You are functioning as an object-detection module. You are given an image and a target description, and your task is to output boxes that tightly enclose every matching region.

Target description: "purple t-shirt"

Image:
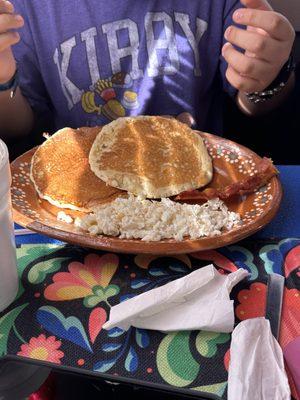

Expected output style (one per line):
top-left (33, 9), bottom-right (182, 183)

top-left (12, 0), bottom-right (241, 135)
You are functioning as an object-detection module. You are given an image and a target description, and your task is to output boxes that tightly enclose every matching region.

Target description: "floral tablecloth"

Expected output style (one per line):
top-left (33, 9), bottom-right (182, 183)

top-left (0, 233), bottom-right (300, 400)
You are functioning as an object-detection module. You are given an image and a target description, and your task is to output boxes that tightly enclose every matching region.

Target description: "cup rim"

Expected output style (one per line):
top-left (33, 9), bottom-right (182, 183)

top-left (0, 139), bottom-right (10, 199)
top-left (0, 139), bottom-right (9, 172)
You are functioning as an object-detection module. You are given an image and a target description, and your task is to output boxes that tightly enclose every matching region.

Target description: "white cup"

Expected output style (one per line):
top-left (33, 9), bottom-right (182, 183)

top-left (0, 139), bottom-right (18, 312)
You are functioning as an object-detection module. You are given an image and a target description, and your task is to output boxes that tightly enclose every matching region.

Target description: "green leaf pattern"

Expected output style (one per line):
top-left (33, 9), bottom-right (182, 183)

top-left (16, 245), bottom-right (66, 299)
top-left (192, 382), bottom-right (228, 396)
top-left (157, 331), bottom-right (230, 392)
top-left (157, 332), bottom-right (200, 387)
top-left (196, 332), bottom-right (230, 358)
top-left (84, 285), bottom-right (120, 308)
top-left (28, 257), bottom-right (69, 284)
top-left (0, 304), bottom-right (28, 356)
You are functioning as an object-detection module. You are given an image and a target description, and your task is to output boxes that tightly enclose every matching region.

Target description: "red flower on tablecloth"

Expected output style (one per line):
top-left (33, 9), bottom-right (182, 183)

top-left (44, 254), bottom-right (119, 307)
top-left (280, 288), bottom-right (300, 348)
top-left (235, 283), bottom-right (300, 346)
top-left (89, 307), bottom-right (107, 344)
top-left (235, 282), bottom-right (267, 321)
top-left (191, 251), bottom-right (238, 273)
top-left (18, 334), bottom-right (64, 364)
top-left (224, 349), bottom-right (230, 372)
top-left (285, 245), bottom-right (300, 277)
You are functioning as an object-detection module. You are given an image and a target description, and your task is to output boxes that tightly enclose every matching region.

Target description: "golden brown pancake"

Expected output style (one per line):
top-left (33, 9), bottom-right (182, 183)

top-left (30, 127), bottom-right (123, 211)
top-left (89, 116), bottom-right (213, 198)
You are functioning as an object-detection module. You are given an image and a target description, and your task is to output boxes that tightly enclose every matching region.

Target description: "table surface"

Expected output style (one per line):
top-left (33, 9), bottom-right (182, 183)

top-left (257, 166), bottom-right (300, 238)
top-left (0, 166), bottom-right (299, 400)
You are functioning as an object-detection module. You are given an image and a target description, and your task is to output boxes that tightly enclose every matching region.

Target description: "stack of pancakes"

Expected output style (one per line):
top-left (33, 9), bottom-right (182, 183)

top-left (30, 116), bottom-right (213, 211)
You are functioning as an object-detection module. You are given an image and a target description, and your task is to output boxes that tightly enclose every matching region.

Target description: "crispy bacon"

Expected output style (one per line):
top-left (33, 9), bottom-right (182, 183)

top-left (175, 158), bottom-right (278, 202)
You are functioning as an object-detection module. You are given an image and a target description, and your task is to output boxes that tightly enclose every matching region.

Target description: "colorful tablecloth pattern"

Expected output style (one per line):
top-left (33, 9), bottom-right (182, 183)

top-left (1, 234), bottom-right (300, 400)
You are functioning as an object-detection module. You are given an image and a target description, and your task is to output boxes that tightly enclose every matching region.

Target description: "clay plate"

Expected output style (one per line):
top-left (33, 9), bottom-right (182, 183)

top-left (11, 132), bottom-right (282, 254)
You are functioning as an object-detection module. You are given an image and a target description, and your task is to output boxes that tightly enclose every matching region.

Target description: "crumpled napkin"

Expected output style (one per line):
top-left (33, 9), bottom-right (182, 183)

top-left (228, 318), bottom-right (291, 400)
top-left (103, 264), bottom-right (249, 332)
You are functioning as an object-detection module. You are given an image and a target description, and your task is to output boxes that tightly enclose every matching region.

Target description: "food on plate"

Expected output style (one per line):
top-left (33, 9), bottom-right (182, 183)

top-left (30, 127), bottom-right (123, 211)
top-left (175, 157), bottom-right (278, 202)
top-left (75, 196), bottom-right (240, 241)
top-left (89, 116), bottom-right (213, 198)
top-left (57, 211), bottom-right (73, 224)
top-left (26, 116), bottom-right (280, 244)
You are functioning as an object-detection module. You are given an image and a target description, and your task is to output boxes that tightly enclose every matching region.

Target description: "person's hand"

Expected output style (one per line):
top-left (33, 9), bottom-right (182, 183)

top-left (0, 0), bottom-right (24, 84)
top-left (222, 0), bottom-right (295, 93)
top-left (176, 112), bottom-right (195, 127)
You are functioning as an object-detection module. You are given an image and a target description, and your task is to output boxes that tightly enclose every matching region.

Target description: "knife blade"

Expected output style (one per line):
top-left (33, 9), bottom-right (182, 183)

top-left (265, 273), bottom-right (285, 340)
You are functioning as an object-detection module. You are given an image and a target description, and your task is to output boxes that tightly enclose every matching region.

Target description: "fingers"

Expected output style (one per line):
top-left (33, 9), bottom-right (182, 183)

top-left (226, 0), bottom-right (295, 93)
top-left (224, 26), bottom-right (282, 62)
top-left (222, 43), bottom-right (273, 86)
top-left (239, 0), bottom-right (272, 11)
top-left (0, 0), bottom-right (14, 14)
top-left (233, 9), bottom-right (294, 41)
top-left (0, 1), bottom-right (19, 81)
top-left (0, 0), bottom-right (23, 34)
top-left (225, 65), bottom-right (265, 92)
top-left (0, 31), bottom-right (20, 52)
top-left (0, 12), bottom-right (24, 32)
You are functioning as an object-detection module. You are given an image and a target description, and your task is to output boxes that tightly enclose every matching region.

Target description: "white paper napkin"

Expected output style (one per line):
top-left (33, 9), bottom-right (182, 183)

top-left (228, 318), bottom-right (291, 400)
top-left (103, 264), bottom-right (249, 332)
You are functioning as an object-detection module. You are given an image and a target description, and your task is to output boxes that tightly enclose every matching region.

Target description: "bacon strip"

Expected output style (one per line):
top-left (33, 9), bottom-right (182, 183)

top-left (175, 158), bottom-right (278, 202)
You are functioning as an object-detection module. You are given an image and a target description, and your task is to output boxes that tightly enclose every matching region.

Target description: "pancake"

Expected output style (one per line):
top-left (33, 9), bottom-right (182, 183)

top-left (89, 116), bottom-right (213, 198)
top-left (30, 127), bottom-right (123, 211)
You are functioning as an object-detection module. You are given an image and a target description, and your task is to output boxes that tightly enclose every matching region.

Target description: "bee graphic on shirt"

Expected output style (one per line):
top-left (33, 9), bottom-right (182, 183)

top-left (81, 72), bottom-right (139, 121)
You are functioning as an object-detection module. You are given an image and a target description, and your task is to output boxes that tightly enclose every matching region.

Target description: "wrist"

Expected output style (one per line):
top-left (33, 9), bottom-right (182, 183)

top-left (0, 65), bottom-right (17, 85)
top-left (237, 72), bottom-right (295, 117)
top-left (0, 50), bottom-right (17, 85)
top-left (0, 69), bottom-right (19, 98)
top-left (0, 73), bottom-right (16, 85)
top-left (245, 52), bottom-right (295, 104)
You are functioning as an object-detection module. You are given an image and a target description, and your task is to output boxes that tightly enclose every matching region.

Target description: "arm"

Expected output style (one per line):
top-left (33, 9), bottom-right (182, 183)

top-left (0, 1), bottom-right (34, 138)
top-left (0, 88), bottom-right (34, 138)
top-left (222, 0), bottom-right (295, 116)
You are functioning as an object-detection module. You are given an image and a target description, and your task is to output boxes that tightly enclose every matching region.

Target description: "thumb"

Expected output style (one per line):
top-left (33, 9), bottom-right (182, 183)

top-left (239, 0), bottom-right (273, 11)
top-left (176, 112), bottom-right (195, 128)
